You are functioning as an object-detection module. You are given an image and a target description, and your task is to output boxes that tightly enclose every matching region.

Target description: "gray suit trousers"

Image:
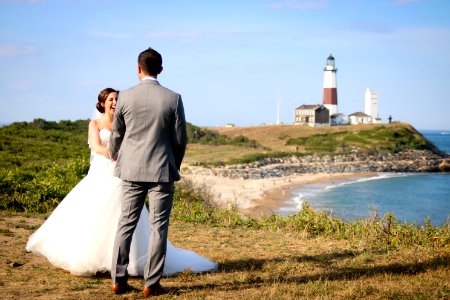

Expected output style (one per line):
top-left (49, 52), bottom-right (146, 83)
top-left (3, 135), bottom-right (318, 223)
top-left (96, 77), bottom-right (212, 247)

top-left (111, 181), bottom-right (174, 287)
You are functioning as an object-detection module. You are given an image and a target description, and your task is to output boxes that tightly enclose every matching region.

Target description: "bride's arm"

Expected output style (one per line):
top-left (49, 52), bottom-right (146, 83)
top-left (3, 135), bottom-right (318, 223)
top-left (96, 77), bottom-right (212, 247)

top-left (88, 120), bottom-right (109, 158)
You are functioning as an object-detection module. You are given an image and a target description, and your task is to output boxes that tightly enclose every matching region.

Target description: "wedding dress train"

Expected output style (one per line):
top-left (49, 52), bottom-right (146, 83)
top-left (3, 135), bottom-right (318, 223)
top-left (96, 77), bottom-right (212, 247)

top-left (26, 129), bottom-right (217, 276)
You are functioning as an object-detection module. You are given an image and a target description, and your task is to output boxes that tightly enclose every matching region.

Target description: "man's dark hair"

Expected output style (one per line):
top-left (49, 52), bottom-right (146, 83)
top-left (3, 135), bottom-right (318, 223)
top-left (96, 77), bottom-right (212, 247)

top-left (138, 47), bottom-right (163, 76)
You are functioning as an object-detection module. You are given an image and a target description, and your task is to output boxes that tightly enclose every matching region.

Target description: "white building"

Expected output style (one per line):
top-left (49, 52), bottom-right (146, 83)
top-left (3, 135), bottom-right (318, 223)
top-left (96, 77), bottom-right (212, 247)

top-left (364, 88), bottom-right (383, 123)
top-left (365, 88), bottom-right (378, 118)
top-left (349, 112), bottom-right (372, 124)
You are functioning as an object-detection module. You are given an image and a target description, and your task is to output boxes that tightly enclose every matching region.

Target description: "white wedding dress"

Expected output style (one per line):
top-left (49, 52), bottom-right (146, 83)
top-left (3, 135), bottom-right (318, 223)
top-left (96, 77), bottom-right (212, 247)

top-left (26, 129), bottom-right (217, 276)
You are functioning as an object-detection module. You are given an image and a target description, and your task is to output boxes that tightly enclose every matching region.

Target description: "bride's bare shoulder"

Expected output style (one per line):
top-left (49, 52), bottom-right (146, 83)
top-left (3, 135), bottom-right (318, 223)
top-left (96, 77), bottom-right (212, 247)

top-left (89, 119), bottom-right (102, 136)
top-left (89, 118), bottom-right (100, 129)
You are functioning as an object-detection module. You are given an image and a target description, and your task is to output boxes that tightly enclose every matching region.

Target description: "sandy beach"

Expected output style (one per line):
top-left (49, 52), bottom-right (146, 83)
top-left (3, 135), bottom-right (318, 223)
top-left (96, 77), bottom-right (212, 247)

top-left (182, 166), bottom-right (376, 218)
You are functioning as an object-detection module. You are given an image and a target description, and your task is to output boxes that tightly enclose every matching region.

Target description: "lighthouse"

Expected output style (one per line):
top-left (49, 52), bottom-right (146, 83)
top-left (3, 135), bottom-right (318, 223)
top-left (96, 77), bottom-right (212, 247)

top-left (322, 54), bottom-right (338, 115)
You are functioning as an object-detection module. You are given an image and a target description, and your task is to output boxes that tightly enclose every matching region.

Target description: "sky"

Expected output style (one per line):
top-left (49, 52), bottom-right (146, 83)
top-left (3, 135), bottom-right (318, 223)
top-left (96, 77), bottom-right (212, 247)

top-left (1, 0), bottom-right (449, 130)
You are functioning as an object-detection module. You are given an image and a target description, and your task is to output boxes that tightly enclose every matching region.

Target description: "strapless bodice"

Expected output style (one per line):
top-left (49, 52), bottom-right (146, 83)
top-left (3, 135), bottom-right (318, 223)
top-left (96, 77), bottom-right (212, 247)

top-left (89, 129), bottom-right (114, 175)
top-left (99, 129), bottom-right (111, 148)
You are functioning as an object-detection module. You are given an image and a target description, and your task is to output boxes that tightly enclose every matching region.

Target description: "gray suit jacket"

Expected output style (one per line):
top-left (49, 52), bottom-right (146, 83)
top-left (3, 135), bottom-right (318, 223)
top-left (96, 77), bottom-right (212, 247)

top-left (109, 79), bottom-right (187, 182)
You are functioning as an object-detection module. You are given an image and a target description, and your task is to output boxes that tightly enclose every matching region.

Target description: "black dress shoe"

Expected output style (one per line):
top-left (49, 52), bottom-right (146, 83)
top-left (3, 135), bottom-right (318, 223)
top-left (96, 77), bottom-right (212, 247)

top-left (112, 283), bottom-right (134, 295)
top-left (143, 283), bottom-right (170, 297)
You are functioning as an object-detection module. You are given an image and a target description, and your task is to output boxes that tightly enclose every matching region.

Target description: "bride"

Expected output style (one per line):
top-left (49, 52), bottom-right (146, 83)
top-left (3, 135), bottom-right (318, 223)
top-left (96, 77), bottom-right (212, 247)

top-left (26, 88), bottom-right (217, 276)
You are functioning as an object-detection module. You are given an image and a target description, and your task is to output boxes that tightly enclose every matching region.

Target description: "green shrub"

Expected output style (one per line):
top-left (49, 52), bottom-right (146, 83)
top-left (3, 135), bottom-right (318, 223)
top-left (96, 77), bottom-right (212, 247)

top-left (0, 158), bottom-right (89, 213)
top-left (285, 125), bottom-right (442, 155)
top-left (186, 123), bottom-right (260, 148)
top-left (0, 119), bottom-right (90, 172)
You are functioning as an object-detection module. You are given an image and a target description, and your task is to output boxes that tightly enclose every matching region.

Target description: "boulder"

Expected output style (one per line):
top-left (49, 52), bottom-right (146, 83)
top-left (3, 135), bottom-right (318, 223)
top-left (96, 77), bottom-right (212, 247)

top-left (439, 159), bottom-right (450, 172)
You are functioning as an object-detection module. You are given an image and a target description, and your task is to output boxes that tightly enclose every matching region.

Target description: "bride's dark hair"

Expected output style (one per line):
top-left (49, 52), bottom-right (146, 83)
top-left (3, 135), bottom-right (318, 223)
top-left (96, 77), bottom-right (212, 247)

top-left (96, 87), bottom-right (118, 113)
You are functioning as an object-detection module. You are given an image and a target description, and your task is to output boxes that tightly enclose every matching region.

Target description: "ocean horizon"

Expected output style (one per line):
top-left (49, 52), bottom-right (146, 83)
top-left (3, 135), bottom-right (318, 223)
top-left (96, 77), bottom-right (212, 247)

top-left (278, 129), bottom-right (450, 226)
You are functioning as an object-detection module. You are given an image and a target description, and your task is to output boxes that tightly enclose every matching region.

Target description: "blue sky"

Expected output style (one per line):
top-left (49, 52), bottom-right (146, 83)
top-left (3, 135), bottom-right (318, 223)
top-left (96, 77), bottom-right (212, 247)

top-left (1, 0), bottom-right (449, 130)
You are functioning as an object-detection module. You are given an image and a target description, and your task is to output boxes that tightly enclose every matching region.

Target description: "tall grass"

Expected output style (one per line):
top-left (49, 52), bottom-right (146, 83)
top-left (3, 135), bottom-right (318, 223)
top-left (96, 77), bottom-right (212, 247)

top-left (1, 154), bottom-right (448, 250)
top-left (173, 179), bottom-right (450, 249)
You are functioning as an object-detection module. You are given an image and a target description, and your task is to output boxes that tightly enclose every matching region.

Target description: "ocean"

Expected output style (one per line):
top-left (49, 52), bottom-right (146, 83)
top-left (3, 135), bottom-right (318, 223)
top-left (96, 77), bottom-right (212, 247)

top-left (278, 130), bottom-right (450, 226)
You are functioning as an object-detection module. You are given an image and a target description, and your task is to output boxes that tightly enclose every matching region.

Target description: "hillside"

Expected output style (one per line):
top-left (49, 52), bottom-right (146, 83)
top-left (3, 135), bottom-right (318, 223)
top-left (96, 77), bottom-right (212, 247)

top-left (1, 119), bottom-right (440, 169)
top-left (1, 119), bottom-right (445, 212)
top-left (213, 123), bottom-right (434, 151)
top-left (185, 122), bottom-right (443, 165)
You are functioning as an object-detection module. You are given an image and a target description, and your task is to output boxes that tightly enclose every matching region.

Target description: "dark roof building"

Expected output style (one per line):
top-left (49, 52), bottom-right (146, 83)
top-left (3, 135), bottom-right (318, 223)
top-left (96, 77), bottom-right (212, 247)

top-left (294, 104), bottom-right (330, 127)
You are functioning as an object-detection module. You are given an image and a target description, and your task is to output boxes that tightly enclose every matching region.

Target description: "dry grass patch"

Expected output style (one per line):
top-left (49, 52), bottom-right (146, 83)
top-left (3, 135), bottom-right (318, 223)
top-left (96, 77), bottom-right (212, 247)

top-left (1, 213), bottom-right (449, 299)
top-left (184, 144), bottom-right (263, 165)
top-left (187, 122), bottom-right (429, 165)
top-left (212, 123), bottom-right (393, 151)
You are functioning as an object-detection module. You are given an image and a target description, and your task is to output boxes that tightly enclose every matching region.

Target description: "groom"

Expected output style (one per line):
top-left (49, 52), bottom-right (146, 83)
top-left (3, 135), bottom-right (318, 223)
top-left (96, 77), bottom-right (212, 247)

top-left (109, 47), bottom-right (187, 297)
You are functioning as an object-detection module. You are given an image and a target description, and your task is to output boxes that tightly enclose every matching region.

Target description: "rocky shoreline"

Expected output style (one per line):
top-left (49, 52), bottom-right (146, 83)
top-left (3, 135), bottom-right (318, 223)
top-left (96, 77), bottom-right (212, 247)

top-left (182, 149), bottom-right (448, 215)
top-left (208, 150), bottom-right (448, 179)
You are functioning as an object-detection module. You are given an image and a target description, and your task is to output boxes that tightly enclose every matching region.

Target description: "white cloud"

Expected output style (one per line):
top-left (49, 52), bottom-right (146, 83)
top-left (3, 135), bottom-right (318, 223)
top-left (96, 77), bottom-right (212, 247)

top-left (0, 43), bottom-right (36, 57)
top-left (266, 0), bottom-right (328, 9)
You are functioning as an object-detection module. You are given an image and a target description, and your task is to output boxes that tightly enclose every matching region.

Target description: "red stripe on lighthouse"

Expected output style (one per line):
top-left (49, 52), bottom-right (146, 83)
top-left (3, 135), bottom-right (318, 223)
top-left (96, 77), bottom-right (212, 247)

top-left (323, 88), bottom-right (337, 105)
